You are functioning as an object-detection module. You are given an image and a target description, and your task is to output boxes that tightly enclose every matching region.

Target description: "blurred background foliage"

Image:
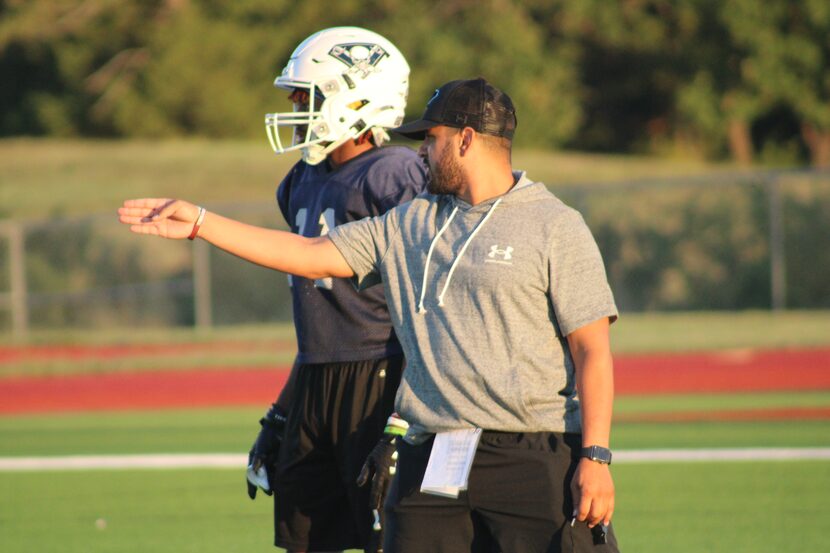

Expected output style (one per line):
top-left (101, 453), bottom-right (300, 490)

top-left (1, 0), bottom-right (829, 332)
top-left (1, 162), bottom-right (826, 334)
top-left (2, 0), bottom-right (830, 165)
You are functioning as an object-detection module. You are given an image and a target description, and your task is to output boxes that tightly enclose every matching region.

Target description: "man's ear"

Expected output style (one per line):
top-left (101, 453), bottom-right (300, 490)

top-left (460, 127), bottom-right (475, 156)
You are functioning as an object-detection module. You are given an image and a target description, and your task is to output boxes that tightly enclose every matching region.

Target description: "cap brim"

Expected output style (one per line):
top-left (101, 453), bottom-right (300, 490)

top-left (392, 118), bottom-right (440, 140)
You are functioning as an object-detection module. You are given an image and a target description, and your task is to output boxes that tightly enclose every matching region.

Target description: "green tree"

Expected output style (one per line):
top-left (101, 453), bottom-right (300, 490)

top-left (6, 0), bottom-right (827, 164)
top-left (0, 0), bottom-right (583, 147)
top-left (371, 0), bottom-right (582, 148)
top-left (722, 0), bottom-right (830, 166)
top-left (0, 0), bottom-right (173, 136)
top-left (672, 0), bottom-right (766, 164)
top-left (543, 0), bottom-right (714, 154)
top-left (109, 2), bottom-right (285, 137)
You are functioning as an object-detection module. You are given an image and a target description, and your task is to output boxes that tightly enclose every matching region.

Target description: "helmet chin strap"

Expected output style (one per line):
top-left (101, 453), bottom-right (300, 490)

top-left (301, 126), bottom-right (389, 165)
top-left (371, 127), bottom-right (390, 146)
top-left (301, 144), bottom-right (329, 166)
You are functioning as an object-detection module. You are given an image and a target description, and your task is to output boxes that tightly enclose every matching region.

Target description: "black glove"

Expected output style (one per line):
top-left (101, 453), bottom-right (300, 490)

top-left (246, 403), bottom-right (286, 500)
top-left (356, 414), bottom-right (408, 553)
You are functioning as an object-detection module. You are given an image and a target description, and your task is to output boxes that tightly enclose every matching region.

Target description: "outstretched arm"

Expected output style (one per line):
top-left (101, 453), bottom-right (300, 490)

top-left (118, 198), bottom-right (354, 280)
top-left (567, 317), bottom-right (615, 528)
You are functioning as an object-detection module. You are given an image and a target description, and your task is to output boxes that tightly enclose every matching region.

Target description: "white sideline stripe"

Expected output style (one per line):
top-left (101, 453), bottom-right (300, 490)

top-left (614, 447), bottom-right (830, 463)
top-left (1, 448), bottom-right (829, 471)
top-left (0, 454), bottom-right (246, 471)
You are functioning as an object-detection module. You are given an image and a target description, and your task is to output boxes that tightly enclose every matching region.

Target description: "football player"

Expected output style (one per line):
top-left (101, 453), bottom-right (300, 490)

top-left (250, 27), bottom-right (426, 553)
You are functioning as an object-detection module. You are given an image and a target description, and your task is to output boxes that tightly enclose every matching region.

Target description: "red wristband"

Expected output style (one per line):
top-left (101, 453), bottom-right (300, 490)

top-left (188, 207), bottom-right (206, 241)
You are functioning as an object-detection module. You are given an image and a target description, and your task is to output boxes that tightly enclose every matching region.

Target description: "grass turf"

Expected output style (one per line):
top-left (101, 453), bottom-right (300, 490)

top-left (614, 390), bottom-right (830, 414)
top-left (0, 469), bottom-right (273, 553)
top-left (612, 461), bottom-right (830, 553)
top-left (2, 462), bottom-right (828, 553)
top-left (610, 311), bottom-right (830, 353)
top-left (0, 138), bottom-right (724, 220)
top-left (1, 404), bottom-right (828, 552)
top-left (1, 403), bottom-right (829, 456)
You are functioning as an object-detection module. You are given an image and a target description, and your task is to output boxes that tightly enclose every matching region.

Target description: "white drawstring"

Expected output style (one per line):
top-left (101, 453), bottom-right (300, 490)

top-left (437, 198), bottom-right (502, 307)
top-left (418, 206), bottom-right (458, 313)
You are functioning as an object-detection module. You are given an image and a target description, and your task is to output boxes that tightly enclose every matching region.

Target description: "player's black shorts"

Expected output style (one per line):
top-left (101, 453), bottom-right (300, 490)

top-left (384, 431), bottom-right (621, 553)
top-left (273, 355), bottom-right (403, 552)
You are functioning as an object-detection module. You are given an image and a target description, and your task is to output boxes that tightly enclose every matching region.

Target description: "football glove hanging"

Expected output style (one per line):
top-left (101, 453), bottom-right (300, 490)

top-left (246, 403), bottom-right (287, 500)
top-left (356, 413), bottom-right (408, 553)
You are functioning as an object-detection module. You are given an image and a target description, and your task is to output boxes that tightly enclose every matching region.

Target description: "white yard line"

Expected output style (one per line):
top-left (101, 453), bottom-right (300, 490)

top-left (0, 448), bottom-right (829, 471)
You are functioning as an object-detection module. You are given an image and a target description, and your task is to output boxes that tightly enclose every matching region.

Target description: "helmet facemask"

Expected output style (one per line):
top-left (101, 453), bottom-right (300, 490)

top-left (265, 81), bottom-right (334, 165)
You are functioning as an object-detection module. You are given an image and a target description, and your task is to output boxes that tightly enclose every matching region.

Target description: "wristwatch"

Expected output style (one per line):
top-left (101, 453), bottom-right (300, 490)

top-left (581, 445), bottom-right (612, 465)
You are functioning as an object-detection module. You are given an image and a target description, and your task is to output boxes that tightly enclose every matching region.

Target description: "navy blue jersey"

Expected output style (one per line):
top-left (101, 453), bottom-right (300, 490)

top-left (277, 146), bottom-right (427, 364)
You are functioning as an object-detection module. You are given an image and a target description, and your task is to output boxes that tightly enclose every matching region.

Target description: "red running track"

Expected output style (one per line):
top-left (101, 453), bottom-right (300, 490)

top-left (0, 348), bottom-right (828, 415)
top-left (0, 341), bottom-right (292, 362)
top-left (614, 348), bottom-right (830, 394)
top-left (0, 367), bottom-right (289, 414)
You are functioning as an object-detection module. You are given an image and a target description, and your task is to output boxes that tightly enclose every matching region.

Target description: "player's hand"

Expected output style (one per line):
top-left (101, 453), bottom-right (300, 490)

top-left (357, 433), bottom-right (397, 506)
top-left (117, 198), bottom-right (200, 239)
top-left (246, 403), bottom-right (287, 500)
top-left (356, 414), bottom-right (408, 553)
top-left (356, 434), bottom-right (396, 552)
top-left (570, 457), bottom-right (615, 528)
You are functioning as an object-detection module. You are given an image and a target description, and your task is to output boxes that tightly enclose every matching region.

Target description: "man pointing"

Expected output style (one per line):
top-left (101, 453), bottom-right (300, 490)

top-left (120, 77), bottom-right (621, 553)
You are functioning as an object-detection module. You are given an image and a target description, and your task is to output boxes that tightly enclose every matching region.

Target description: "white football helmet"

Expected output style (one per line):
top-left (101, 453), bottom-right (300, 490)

top-left (265, 27), bottom-right (410, 165)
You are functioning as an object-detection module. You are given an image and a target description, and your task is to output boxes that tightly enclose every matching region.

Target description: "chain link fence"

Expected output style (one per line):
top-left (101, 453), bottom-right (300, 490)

top-left (2, 169), bottom-right (829, 338)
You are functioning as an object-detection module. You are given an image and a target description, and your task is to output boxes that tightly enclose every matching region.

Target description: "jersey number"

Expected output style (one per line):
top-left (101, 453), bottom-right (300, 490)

top-left (289, 208), bottom-right (335, 289)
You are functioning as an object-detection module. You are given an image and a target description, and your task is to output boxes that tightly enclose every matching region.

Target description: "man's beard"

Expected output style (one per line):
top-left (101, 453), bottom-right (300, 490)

top-left (426, 142), bottom-right (464, 196)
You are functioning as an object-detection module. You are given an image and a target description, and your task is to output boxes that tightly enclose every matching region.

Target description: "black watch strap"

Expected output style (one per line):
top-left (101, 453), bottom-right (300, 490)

top-left (581, 445), bottom-right (612, 465)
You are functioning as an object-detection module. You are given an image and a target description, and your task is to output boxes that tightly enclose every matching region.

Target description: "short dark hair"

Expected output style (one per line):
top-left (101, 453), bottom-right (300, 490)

top-left (478, 133), bottom-right (512, 160)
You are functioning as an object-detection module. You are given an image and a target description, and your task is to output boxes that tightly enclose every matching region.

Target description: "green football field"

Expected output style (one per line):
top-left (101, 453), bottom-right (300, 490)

top-left (2, 313), bottom-right (829, 552)
top-left (2, 461), bottom-right (827, 553)
top-left (1, 405), bottom-right (829, 553)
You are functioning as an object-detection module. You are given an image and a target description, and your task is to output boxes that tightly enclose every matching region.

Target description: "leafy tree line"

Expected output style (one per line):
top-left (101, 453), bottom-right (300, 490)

top-left (2, 0), bottom-right (829, 165)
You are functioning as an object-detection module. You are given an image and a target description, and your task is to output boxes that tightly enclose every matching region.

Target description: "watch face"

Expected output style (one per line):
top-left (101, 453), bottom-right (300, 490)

top-left (583, 446), bottom-right (612, 464)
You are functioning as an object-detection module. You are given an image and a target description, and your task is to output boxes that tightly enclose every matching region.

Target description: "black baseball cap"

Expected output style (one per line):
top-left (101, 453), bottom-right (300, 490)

top-left (393, 78), bottom-right (517, 140)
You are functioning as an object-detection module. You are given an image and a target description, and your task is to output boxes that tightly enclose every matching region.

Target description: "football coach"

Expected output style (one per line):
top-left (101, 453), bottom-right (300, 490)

top-left (119, 77), bottom-right (621, 553)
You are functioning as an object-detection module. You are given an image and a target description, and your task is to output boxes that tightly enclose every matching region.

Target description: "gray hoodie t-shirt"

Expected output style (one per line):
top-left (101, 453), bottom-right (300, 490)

top-left (328, 171), bottom-right (617, 439)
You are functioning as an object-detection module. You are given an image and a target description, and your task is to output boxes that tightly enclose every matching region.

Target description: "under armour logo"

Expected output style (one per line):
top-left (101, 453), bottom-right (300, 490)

top-left (487, 244), bottom-right (513, 264)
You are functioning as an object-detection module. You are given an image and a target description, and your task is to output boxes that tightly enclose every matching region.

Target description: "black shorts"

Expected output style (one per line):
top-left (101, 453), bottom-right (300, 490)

top-left (384, 431), bottom-right (621, 553)
top-left (273, 355), bottom-right (403, 552)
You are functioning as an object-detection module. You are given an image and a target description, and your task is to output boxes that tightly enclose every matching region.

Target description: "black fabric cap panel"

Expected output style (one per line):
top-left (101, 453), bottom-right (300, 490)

top-left (393, 78), bottom-right (517, 140)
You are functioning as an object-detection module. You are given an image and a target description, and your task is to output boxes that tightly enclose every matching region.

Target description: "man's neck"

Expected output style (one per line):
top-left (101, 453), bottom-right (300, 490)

top-left (328, 138), bottom-right (376, 168)
top-left (459, 167), bottom-right (515, 206)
